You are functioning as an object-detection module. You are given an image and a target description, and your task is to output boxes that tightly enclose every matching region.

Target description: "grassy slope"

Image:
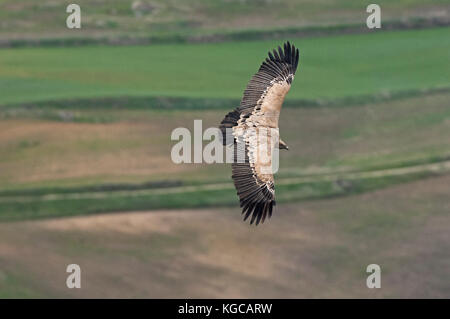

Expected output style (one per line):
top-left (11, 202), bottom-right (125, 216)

top-left (1, 0), bottom-right (449, 298)
top-left (0, 174), bottom-right (448, 298)
top-left (0, 0), bottom-right (447, 38)
top-left (1, 27), bottom-right (449, 105)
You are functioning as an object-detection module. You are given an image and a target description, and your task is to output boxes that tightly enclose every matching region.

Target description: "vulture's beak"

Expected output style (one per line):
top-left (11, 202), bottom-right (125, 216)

top-left (279, 140), bottom-right (289, 150)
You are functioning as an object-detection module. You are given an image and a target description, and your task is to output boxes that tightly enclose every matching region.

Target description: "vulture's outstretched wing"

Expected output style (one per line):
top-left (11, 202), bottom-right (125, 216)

top-left (220, 41), bottom-right (300, 225)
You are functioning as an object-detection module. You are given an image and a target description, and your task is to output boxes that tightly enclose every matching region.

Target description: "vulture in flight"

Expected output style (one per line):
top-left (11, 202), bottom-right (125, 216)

top-left (219, 41), bottom-right (300, 225)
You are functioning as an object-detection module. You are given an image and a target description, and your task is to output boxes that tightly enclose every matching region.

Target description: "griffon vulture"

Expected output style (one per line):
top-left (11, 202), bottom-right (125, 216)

top-left (219, 41), bottom-right (300, 225)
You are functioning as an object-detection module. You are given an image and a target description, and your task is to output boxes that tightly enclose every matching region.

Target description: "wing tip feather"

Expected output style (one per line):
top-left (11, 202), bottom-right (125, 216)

top-left (265, 41), bottom-right (300, 74)
top-left (241, 200), bottom-right (274, 226)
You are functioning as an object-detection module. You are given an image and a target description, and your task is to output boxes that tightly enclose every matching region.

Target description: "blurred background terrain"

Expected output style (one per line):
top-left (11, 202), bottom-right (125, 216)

top-left (0, 0), bottom-right (449, 298)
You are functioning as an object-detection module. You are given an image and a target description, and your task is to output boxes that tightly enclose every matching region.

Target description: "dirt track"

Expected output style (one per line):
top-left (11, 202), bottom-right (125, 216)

top-left (1, 160), bottom-right (449, 203)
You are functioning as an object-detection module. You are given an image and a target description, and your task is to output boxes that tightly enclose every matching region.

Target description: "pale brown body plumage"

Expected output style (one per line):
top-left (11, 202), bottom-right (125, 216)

top-left (220, 41), bottom-right (300, 225)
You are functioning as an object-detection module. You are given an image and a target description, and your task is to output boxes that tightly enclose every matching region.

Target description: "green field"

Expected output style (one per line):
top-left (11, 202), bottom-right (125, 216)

top-left (0, 175), bottom-right (449, 298)
top-left (1, 27), bottom-right (450, 220)
top-left (1, 27), bottom-right (449, 105)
